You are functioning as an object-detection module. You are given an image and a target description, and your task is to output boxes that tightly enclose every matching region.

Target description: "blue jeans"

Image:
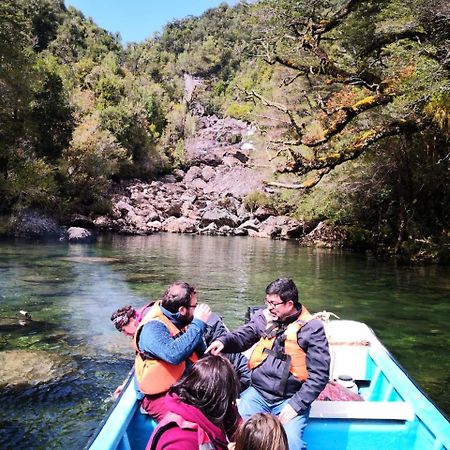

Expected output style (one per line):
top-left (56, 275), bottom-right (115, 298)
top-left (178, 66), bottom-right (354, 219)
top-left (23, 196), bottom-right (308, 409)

top-left (238, 386), bottom-right (310, 450)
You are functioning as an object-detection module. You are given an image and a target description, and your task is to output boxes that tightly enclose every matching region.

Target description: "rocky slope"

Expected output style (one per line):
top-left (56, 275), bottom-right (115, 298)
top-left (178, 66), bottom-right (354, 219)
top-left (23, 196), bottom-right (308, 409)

top-left (94, 114), bottom-right (309, 240)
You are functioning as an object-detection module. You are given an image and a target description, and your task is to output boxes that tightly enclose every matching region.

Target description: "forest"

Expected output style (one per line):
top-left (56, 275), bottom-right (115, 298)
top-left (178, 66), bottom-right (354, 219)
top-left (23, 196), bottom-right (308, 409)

top-left (0, 0), bottom-right (449, 262)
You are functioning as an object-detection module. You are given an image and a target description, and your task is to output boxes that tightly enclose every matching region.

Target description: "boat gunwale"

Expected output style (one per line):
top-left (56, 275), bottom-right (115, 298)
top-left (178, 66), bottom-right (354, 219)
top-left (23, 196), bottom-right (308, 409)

top-left (84, 372), bottom-right (136, 450)
top-left (366, 327), bottom-right (450, 448)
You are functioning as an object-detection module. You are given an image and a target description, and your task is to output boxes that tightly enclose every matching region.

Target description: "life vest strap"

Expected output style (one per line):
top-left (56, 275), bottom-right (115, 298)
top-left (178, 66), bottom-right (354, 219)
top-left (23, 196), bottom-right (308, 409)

top-left (149, 422), bottom-right (178, 450)
top-left (262, 322), bottom-right (279, 338)
top-left (278, 354), bottom-right (293, 395)
top-left (262, 347), bottom-right (288, 361)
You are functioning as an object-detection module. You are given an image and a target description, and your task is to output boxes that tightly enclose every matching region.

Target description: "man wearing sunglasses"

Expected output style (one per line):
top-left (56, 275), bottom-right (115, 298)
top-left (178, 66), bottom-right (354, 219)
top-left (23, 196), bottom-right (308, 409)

top-left (134, 281), bottom-right (212, 421)
top-left (207, 278), bottom-right (330, 450)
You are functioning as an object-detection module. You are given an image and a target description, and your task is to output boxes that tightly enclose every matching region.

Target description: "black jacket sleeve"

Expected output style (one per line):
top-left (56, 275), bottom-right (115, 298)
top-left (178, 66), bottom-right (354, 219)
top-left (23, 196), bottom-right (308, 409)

top-left (288, 319), bottom-right (330, 413)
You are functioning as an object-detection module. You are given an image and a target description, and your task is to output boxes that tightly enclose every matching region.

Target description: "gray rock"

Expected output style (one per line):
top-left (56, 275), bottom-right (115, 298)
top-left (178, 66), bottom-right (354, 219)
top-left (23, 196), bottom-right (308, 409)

top-left (166, 217), bottom-right (198, 233)
top-left (201, 208), bottom-right (239, 227)
top-left (67, 227), bottom-right (95, 243)
top-left (93, 216), bottom-right (112, 229)
top-left (198, 222), bottom-right (218, 235)
top-left (191, 178), bottom-right (207, 190)
top-left (233, 227), bottom-right (248, 236)
top-left (241, 142), bottom-right (255, 151)
top-left (203, 166), bottom-right (265, 198)
top-left (125, 211), bottom-right (147, 231)
top-left (201, 166), bottom-right (216, 181)
top-left (164, 202), bottom-right (183, 218)
top-left (218, 225), bottom-right (233, 235)
top-left (173, 169), bottom-right (186, 181)
top-left (256, 216), bottom-right (303, 239)
top-left (146, 220), bottom-right (162, 232)
top-left (12, 210), bottom-right (62, 239)
top-left (237, 218), bottom-right (260, 232)
top-left (254, 207), bottom-right (274, 221)
top-left (184, 166), bottom-right (203, 182)
top-left (159, 174), bottom-right (178, 183)
top-left (115, 200), bottom-right (135, 216)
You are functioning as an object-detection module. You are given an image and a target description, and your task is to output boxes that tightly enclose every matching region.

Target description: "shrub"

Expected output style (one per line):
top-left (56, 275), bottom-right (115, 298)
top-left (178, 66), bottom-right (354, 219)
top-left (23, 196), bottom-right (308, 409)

top-left (243, 191), bottom-right (272, 212)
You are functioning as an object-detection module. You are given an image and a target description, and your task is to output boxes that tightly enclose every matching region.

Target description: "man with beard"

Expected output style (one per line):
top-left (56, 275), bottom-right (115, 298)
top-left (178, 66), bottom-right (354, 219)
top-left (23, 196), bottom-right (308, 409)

top-left (133, 281), bottom-right (211, 421)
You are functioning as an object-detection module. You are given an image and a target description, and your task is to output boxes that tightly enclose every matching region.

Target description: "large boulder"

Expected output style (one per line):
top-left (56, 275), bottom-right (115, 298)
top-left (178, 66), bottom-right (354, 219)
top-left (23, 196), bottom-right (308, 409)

top-left (12, 210), bottom-right (62, 239)
top-left (165, 217), bottom-right (198, 233)
top-left (252, 216), bottom-right (303, 239)
top-left (201, 208), bottom-right (240, 228)
top-left (66, 227), bottom-right (95, 243)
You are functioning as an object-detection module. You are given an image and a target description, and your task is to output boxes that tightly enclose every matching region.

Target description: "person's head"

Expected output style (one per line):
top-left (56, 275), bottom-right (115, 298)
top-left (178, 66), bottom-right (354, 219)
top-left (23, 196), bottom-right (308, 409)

top-left (234, 413), bottom-right (289, 450)
top-left (111, 305), bottom-right (138, 337)
top-left (170, 355), bottom-right (240, 425)
top-left (161, 282), bottom-right (197, 325)
top-left (265, 278), bottom-right (300, 321)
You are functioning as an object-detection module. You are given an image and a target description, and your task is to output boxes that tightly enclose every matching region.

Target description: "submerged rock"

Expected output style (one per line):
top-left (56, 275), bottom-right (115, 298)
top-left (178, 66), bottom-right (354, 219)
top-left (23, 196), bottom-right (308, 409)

top-left (0, 350), bottom-right (74, 388)
top-left (60, 256), bottom-right (121, 264)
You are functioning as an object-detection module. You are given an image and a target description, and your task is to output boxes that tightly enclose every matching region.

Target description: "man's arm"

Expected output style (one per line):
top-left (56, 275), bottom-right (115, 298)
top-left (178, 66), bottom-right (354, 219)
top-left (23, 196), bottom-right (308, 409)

top-left (287, 320), bottom-right (331, 414)
top-left (138, 319), bottom-right (206, 365)
top-left (210, 313), bottom-right (263, 354)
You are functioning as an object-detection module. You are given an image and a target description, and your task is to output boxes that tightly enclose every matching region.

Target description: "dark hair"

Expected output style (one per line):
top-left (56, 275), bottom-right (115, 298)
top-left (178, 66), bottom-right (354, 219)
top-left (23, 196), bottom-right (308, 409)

top-left (265, 278), bottom-right (299, 305)
top-left (170, 355), bottom-right (240, 425)
top-left (110, 305), bottom-right (136, 331)
top-left (161, 282), bottom-right (196, 313)
top-left (234, 413), bottom-right (289, 450)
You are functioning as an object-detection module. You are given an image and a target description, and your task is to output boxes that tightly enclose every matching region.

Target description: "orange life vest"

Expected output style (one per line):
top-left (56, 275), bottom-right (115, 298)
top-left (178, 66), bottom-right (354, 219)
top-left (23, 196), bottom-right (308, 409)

top-left (133, 301), bottom-right (199, 395)
top-left (248, 306), bottom-right (313, 381)
top-left (147, 412), bottom-right (216, 450)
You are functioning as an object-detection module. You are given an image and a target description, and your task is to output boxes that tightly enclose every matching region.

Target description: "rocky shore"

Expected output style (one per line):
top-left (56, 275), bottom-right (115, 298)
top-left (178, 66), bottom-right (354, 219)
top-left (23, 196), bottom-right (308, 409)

top-left (3, 114), bottom-right (364, 247)
top-left (91, 114), bottom-right (316, 240)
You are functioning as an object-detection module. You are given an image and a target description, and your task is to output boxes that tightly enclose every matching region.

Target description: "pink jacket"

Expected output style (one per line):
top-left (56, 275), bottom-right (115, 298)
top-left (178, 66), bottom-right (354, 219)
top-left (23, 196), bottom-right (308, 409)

top-left (147, 393), bottom-right (239, 450)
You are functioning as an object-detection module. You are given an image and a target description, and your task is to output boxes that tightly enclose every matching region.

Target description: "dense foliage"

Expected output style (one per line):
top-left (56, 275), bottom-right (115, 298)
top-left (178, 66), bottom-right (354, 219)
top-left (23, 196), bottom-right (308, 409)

top-left (0, 0), bottom-right (448, 260)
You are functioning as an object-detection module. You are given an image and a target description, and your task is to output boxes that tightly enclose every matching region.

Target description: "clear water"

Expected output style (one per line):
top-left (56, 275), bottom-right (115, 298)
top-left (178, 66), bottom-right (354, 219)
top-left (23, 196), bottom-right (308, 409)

top-left (0, 234), bottom-right (448, 449)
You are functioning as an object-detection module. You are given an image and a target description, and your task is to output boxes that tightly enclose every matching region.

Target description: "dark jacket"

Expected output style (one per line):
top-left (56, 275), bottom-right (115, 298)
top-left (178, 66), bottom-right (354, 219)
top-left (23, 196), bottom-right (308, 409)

top-left (205, 313), bottom-right (251, 392)
top-left (147, 393), bottom-right (231, 450)
top-left (218, 307), bottom-right (330, 414)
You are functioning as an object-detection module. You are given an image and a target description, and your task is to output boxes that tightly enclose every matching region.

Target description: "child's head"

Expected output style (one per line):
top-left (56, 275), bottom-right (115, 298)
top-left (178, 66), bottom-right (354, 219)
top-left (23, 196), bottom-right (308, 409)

top-left (234, 413), bottom-right (289, 450)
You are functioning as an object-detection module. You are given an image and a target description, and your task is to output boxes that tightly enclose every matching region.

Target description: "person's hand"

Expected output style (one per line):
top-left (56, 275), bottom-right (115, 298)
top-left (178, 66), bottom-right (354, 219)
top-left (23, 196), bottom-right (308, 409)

top-left (113, 383), bottom-right (125, 399)
top-left (205, 340), bottom-right (224, 355)
top-left (193, 303), bottom-right (211, 323)
top-left (279, 404), bottom-right (298, 424)
top-left (227, 443), bottom-right (236, 450)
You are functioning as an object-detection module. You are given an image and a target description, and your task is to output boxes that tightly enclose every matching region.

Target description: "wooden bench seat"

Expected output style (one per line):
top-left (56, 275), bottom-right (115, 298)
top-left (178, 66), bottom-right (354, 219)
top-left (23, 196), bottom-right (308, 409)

top-left (310, 401), bottom-right (415, 421)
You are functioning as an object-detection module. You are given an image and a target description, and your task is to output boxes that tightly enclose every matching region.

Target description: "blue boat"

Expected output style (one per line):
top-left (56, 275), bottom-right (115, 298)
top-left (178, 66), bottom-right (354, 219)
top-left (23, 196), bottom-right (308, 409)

top-left (85, 320), bottom-right (450, 450)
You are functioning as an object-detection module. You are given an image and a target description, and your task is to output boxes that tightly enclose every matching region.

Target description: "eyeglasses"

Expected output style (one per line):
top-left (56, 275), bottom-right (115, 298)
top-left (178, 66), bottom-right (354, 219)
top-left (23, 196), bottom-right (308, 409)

top-left (265, 299), bottom-right (285, 308)
top-left (187, 304), bottom-right (197, 309)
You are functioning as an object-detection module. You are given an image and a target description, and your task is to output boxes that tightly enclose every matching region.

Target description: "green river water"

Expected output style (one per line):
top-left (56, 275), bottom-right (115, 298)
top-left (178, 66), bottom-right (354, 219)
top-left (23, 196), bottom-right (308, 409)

top-left (0, 234), bottom-right (448, 449)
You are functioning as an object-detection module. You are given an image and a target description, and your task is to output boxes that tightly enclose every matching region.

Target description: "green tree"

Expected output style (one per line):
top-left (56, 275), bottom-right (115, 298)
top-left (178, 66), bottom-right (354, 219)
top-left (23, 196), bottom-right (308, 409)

top-left (31, 55), bottom-right (74, 160)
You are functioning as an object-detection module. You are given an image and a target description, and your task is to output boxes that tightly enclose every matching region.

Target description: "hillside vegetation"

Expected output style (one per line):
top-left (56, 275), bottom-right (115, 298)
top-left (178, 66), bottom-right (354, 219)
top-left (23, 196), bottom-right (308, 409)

top-left (0, 0), bottom-right (449, 261)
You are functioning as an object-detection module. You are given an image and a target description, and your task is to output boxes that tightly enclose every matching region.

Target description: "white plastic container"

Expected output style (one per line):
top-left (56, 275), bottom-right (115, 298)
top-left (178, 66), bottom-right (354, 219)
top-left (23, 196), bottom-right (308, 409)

top-left (336, 374), bottom-right (358, 393)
